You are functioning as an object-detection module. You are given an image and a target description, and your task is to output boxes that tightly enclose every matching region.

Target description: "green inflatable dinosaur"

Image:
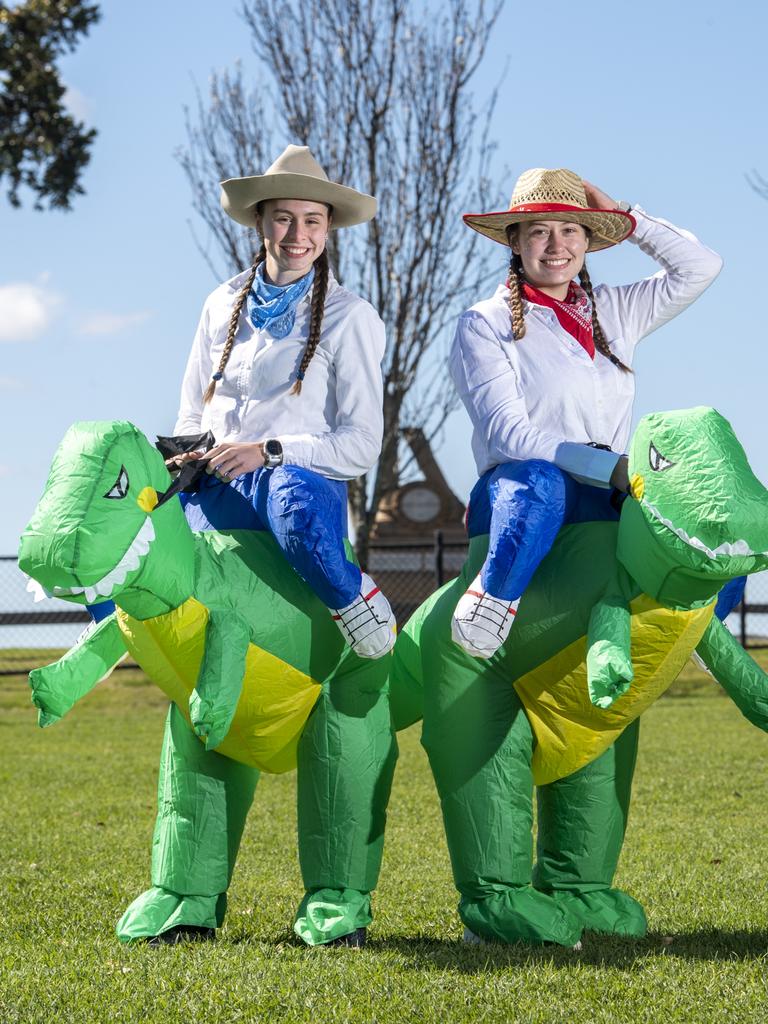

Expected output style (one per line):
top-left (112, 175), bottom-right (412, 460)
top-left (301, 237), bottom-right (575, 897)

top-left (19, 420), bottom-right (397, 946)
top-left (390, 407), bottom-right (768, 946)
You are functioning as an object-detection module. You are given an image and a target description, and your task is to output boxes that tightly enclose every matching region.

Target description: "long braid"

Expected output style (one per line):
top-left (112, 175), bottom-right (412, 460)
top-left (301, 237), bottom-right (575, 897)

top-left (579, 262), bottom-right (632, 374)
top-left (290, 248), bottom-right (330, 395)
top-left (203, 243), bottom-right (267, 404)
top-left (505, 251), bottom-right (527, 340)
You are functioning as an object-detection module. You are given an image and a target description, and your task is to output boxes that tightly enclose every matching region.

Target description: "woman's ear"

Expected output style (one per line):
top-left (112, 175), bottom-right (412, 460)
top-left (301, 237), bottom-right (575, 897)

top-left (507, 225), bottom-right (520, 255)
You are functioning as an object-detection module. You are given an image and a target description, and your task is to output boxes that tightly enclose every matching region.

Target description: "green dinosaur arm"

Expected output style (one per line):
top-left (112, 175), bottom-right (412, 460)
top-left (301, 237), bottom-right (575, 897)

top-left (587, 597), bottom-right (633, 708)
top-left (28, 613), bottom-right (128, 727)
top-left (188, 609), bottom-right (250, 750)
top-left (695, 616), bottom-right (768, 731)
top-left (587, 565), bottom-right (636, 709)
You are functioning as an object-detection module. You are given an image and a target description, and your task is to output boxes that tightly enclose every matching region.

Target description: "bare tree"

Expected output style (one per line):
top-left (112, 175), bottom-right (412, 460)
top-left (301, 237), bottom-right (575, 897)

top-left (748, 170), bottom-right (768, 202)
top-left (178, 0), bottom-right (504, 561)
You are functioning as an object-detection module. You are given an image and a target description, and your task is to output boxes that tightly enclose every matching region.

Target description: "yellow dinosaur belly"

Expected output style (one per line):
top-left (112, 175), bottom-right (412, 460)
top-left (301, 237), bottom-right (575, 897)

top-left (515, 595), bottom-right (714, 785)
top-left (116, 598), bottom-right (321, 773)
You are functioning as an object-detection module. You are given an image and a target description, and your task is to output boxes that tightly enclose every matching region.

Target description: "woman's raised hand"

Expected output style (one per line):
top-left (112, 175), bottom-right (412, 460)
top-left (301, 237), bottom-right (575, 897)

top-left (582, 180), bottom-right (619, 211)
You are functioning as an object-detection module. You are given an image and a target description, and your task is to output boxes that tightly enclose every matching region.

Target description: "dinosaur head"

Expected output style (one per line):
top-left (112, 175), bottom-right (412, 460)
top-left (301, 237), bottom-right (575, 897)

top-left (19, 421), bottom-right (195, 614)
top-left (617, 407), bottom-right (768, 608)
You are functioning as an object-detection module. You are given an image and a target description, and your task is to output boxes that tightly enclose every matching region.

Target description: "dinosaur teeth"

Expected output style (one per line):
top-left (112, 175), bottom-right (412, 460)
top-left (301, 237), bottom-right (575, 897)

top-left (50, 516), bottom-right (156, 601)
top-left (641, 498), bottom-right (768, 560)
top-left (26, 577), bottom-right (53, 603)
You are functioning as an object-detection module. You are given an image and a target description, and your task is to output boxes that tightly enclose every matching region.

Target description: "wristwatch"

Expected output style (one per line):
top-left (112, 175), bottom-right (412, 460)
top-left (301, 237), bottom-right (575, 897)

top-left (262, 439), bottom-right (283, 469)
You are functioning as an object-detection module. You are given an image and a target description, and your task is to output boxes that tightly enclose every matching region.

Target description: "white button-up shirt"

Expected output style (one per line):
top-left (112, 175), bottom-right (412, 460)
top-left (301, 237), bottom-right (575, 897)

top-left (450, 208), bottom-right (723, 487)
top-left (174, 270), bottom-right (385, 481)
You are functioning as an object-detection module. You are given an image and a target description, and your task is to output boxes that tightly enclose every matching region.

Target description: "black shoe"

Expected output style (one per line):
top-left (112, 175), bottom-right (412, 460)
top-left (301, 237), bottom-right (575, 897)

top-left (320, 927), bottom-right (367, 948)
top-left (146, 925), bottom-right (216, 947)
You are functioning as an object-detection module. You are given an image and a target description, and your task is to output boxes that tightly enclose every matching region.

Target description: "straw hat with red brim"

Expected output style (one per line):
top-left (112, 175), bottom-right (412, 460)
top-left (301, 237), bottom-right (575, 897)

top-left (463, 167), bottom-right (636, 253)
top-left (220, 144), bottom-right (377, 229)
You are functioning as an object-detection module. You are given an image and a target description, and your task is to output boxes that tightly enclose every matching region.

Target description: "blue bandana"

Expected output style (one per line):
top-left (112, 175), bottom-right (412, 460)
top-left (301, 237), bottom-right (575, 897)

top-left (246, 263), bottom-right (315, 339)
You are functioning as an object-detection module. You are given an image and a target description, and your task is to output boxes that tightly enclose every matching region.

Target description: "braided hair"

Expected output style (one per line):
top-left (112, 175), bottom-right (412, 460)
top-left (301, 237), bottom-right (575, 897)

top-left (505, 250), bottom-right (527, 340)
top-left (290, 247), bottom-right (330, 395)
top-left (203, 243), bottom-right (266, 405)
top-left (203, 242), bottom-right (332, 403)
top-left (577, 263), bottom-right (631, 373)
top-left (504, 226), bottom-right (631, 373)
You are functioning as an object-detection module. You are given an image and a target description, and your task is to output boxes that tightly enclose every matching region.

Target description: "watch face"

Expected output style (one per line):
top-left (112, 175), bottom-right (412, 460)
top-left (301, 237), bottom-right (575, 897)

top-left (265, 440), bottom-right (282, 456)
top-left (400, 486), bottom-right (442, 523)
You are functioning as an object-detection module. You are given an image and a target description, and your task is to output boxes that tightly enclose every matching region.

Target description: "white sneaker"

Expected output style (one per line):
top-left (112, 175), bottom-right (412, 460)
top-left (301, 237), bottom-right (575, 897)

top-left (462, 926), bottom-right (485, 945)
top-left (331, 572), bottom-right (397, 659)
top-left (451, 573), bottom-right (519, 658)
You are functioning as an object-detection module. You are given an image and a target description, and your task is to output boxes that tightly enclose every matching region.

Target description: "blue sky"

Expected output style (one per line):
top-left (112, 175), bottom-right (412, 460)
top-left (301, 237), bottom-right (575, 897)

top-left (1, 0), bottom-right (767, 553)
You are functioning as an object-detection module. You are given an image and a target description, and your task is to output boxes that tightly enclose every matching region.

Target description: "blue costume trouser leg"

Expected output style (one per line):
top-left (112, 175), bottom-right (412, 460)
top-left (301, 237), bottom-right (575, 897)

top-left (255, 466), bottom-right (362, 609)
top-left (474, 461), bottom-right (572, 602)
top-left (181, 466), bottom-right (362, 611)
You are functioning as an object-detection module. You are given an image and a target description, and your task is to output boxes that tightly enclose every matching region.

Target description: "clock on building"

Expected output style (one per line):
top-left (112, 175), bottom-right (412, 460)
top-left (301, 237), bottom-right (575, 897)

top-left (399, 484), bottom-right (442, 524)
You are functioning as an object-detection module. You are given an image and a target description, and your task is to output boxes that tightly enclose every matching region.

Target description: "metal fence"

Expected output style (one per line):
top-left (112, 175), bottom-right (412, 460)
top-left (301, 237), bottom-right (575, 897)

top-left (3, 539), bottom-right (768, 675)
top-left (0, 537), bottom-right (470, 675)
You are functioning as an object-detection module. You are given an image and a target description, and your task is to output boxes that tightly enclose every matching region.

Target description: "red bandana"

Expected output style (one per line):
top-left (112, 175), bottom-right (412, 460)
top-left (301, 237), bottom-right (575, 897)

top-left (521, 280), bottom-right (595, 359)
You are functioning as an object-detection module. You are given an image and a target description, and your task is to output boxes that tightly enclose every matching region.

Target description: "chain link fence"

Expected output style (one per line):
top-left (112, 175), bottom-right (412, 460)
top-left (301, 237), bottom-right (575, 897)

top-left (3, 543), bottom-right (768, 675)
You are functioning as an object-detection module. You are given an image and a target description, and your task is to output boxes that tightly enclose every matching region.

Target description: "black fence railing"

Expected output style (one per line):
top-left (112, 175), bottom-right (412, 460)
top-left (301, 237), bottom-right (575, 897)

top-left (3, 540), bottom-right (768, 675)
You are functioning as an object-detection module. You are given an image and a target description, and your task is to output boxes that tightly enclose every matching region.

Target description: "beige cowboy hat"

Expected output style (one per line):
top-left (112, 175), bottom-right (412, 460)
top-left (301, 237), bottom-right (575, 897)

top-left (463, 167), bottom-right (635, 252)
top-left (220, 144), bottom-right (377, 229)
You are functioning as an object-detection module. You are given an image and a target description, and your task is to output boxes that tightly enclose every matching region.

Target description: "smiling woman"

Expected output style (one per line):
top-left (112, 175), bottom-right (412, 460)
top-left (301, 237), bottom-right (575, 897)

top-left (449, 166), bottom-right (724, 659)
top-left (174, 144), bottom-right (394, 659)
top-left (107, 145), bottom-right (401, 952)
top-left (412, 166), bottom-right (727, 948)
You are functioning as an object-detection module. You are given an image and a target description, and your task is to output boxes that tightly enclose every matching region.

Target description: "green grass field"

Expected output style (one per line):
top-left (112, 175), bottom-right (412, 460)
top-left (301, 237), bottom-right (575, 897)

top-left (2, 654), bottom-right (768, 1023)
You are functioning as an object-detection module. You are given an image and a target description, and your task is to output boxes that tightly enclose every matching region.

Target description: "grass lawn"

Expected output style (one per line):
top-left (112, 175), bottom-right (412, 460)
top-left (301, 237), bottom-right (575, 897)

top-left (2, 653), bottom-right (768, 1023)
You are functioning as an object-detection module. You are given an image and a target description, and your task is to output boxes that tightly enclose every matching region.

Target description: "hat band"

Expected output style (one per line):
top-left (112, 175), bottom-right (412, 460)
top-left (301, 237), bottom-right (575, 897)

top-left (508, 202), bottom-right (590, 215)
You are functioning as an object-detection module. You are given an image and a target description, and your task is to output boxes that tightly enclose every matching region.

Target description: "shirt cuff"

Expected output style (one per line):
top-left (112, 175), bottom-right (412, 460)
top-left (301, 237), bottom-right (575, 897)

top-left (625, 206), bottom-right (654, 244)
top-left (554, 442), bottom-right (622, 489)
top-left (276, 433), bottom-right (314, 468)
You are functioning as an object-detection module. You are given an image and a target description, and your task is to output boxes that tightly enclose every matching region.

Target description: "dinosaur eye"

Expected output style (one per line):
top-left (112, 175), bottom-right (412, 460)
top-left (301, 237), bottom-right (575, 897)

top-left (648, 442), bottom-right (675, 473)
top-left (104, 465), bottom-right (129, 499)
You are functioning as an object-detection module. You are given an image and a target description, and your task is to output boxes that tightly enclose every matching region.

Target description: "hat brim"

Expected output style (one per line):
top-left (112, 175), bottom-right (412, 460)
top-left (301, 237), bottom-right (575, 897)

top-left (220, 172), bottom-right (377, 229)
top-left (463, 203), bottom-right (636, 252)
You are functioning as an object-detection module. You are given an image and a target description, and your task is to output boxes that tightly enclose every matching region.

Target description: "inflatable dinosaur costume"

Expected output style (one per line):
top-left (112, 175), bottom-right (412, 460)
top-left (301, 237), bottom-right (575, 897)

top-left (19, 421), bottom-right (397, 945)
top-left (391, 407), bottom-right (768, 946)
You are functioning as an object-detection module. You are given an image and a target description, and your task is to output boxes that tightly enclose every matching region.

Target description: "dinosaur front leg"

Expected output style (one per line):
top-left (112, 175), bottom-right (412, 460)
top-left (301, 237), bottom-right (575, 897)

top-left (695, 616), bottom-right (768, 730)
top-left (29, 613), bottom-right (128, 727)
top-left (188, 609), bottom-right (250, 749)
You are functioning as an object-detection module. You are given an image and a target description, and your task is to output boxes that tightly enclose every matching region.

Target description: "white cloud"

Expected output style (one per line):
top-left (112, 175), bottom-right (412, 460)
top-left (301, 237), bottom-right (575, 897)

top-left (78, 310), bottom-right (152, 336)
top-left (0, 281), bottom-right (52, 342)
top-left (62, 84), bottom-right (92, 122)
top-left (0, 375), bottom-right (22, 391)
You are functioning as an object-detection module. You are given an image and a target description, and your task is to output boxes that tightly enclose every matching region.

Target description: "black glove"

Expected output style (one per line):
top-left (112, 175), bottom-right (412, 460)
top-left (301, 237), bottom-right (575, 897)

top-left (154, 431), bottom-right (216, 507)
